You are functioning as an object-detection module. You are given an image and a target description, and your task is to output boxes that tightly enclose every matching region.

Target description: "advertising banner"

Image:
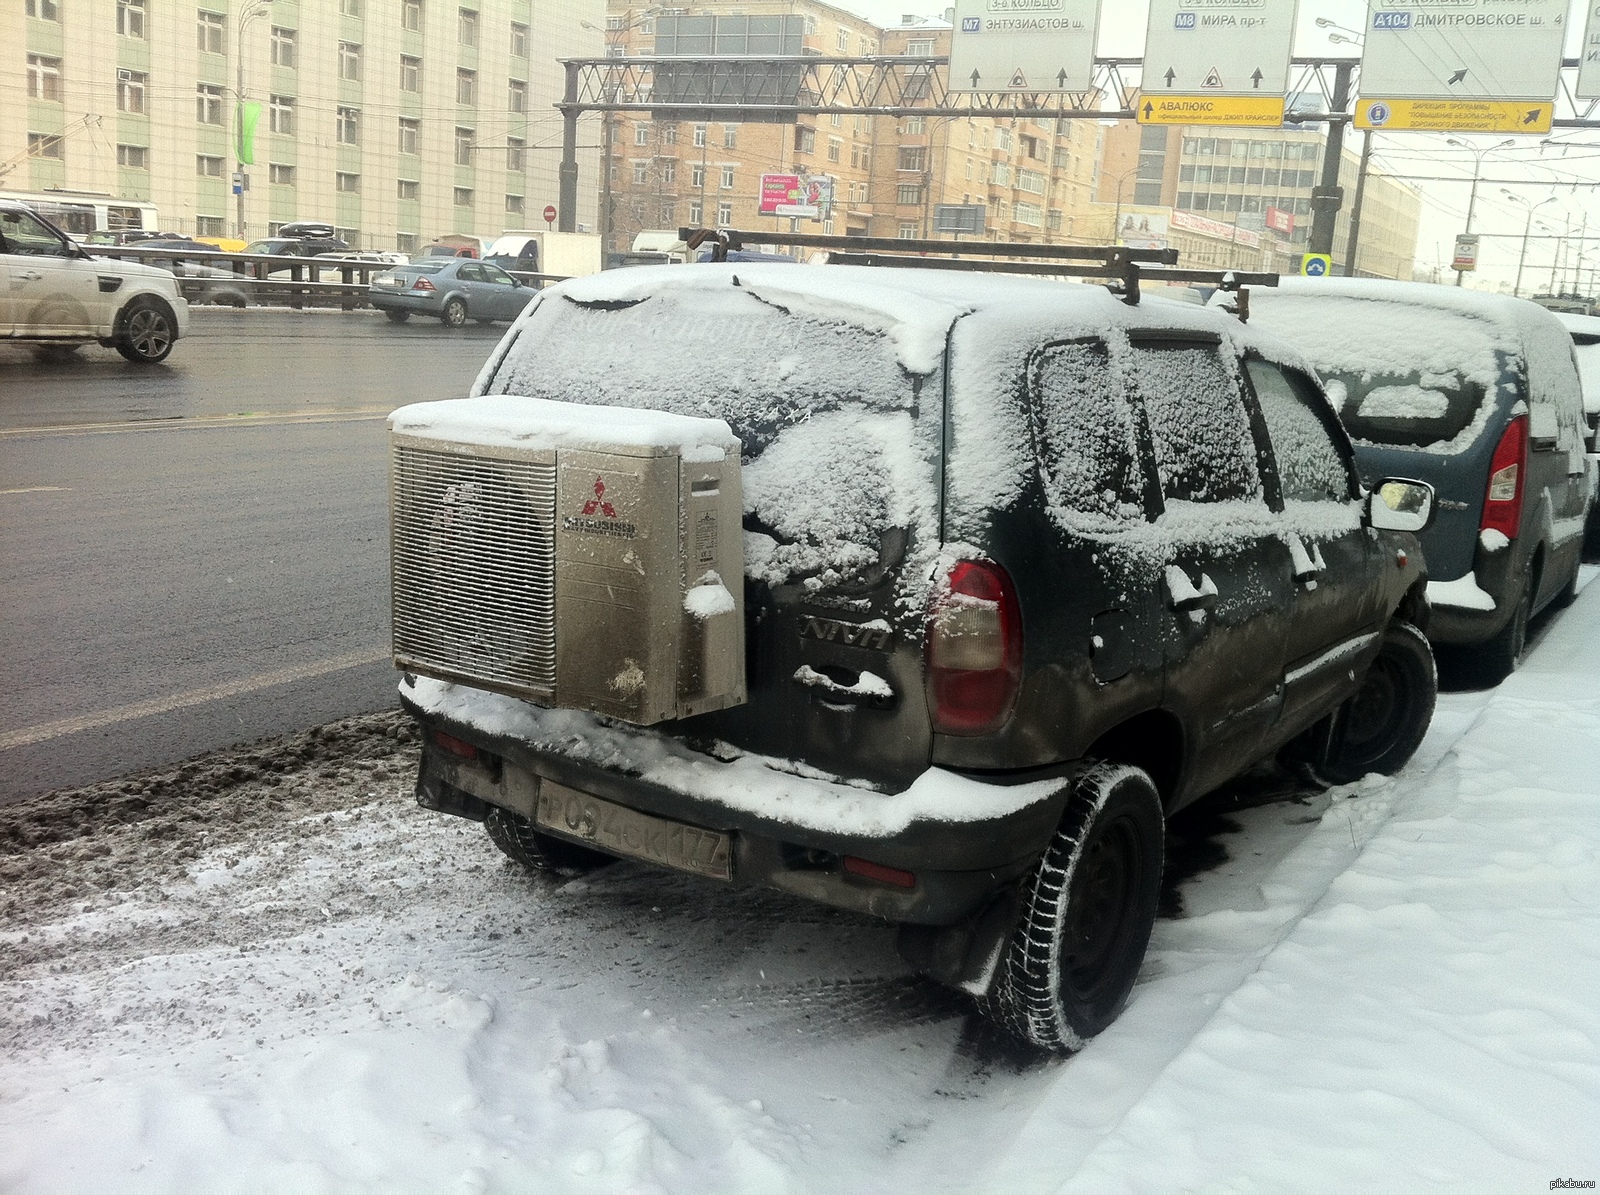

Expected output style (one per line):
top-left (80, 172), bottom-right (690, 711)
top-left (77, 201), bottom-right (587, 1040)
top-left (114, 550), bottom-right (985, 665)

top-left (759, 173), bottom-right (834, 219)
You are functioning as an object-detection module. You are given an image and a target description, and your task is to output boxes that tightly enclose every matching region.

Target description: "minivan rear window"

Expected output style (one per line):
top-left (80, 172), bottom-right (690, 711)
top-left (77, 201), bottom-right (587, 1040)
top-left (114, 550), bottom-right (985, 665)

top-left (1321, 370), bottom-right (1487, 448)
top-left (1246, 294), bottom-right (1508, 451)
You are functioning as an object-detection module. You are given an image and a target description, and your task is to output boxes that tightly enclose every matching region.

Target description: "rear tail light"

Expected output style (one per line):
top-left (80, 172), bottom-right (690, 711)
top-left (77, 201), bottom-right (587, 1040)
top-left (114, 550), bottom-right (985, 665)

top-left (411, 276), bottom-right (436, 291)
top-left (432, 730), bottom-right (478, 760)
top-left (842, 856), bottom-right (916, 888)
top-left (925, 558), bottom-right (1023, 736)
top-left (1481, 413), bottom-right (1528, 539)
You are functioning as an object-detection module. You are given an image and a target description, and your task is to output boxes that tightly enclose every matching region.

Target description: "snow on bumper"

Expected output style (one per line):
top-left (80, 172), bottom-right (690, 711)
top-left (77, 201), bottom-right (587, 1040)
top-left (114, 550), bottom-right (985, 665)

top-left (401, 675), bottom-right (1061, 842)
top-left (1427, 572), bottom-right (1496, 612)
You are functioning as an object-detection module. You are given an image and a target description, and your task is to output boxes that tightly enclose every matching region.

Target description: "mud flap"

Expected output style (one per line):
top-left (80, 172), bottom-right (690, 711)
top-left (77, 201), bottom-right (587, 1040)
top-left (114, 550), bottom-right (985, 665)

top-left (416, 773), bottom-right (491, 822)
top-left (895, 885), bottom-right (1024, 998)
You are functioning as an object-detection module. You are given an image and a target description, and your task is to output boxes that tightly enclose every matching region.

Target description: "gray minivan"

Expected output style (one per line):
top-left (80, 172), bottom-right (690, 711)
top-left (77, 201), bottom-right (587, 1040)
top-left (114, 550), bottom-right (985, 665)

top-left (1245, 279), bottom-right (1592, 680)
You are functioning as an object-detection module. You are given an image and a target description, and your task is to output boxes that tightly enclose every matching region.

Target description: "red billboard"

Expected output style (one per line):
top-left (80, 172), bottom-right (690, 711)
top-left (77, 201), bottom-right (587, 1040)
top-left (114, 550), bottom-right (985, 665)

top-left (1266, 205), bottom-right (1295, 235)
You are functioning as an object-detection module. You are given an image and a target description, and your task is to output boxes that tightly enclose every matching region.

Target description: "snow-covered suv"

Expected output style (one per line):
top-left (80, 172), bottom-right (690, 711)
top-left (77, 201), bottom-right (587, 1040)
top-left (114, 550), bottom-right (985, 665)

top-left (392, 263), bottom-right (1439, 1051)
top-left (1, 201), bottom-right (188, 363)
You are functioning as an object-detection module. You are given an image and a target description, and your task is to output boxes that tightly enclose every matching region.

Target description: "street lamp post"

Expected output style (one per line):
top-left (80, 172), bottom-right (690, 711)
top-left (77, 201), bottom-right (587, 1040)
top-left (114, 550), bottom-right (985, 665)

top-left (1503, 190), bottom-right (1558, 298)
top-left (1449, 137), bottom-right (1515, 286)
top-left (233, 0), bottom-right (276, 240)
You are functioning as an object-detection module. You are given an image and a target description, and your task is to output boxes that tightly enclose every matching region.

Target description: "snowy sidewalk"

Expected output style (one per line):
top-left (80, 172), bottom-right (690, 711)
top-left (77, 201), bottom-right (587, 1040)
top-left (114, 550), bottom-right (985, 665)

top-left (1047, 585), bottom-right (1600, 1189)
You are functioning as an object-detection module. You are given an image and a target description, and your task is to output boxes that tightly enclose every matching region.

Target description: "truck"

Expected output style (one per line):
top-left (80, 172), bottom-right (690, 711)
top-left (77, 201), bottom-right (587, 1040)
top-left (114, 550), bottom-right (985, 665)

top-left (482, 231), bottom-right (603, 281)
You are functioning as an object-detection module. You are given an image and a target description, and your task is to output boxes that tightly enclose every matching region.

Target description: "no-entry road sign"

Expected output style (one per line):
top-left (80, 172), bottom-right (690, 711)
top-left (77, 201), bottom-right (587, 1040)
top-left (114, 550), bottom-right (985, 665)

top-left (947, 0), bottom-right (1101, 93)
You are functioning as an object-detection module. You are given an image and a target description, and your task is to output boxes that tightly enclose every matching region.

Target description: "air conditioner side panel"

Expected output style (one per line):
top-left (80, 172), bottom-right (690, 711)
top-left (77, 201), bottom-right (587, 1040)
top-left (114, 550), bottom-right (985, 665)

top-left (554, 448), bottom-right (681, 723)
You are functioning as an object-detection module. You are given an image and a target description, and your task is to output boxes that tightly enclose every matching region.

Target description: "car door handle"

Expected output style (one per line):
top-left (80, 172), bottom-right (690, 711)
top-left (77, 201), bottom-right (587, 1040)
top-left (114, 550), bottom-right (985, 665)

top-left (16, 270), bottom-right (43, 281)
top-left (1165, 565), bottom-right (1217, 614)
top-left (1287, 534), bottom-right (1326, 585)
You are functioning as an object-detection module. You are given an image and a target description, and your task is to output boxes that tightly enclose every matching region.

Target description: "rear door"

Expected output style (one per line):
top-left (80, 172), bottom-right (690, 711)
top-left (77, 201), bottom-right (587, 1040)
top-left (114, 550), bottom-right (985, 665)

top-left (1128, 333), bottom-right (1294, 799)
top-left (454, 262), bottom-right (487, 312)
top-left (1246, 357), bottom-right (1386, 730)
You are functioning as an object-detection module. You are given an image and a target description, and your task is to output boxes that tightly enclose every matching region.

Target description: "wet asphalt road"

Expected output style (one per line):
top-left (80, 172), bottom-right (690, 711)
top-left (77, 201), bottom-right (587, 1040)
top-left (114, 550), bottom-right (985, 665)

top-left (0, 308), bottom-right (507, 804)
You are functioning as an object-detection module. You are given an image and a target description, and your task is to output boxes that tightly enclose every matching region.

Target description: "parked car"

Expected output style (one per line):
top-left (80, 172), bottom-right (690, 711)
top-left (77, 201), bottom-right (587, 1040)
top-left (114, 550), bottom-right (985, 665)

top-left (140, 255), bottom-right (254, 307)
top-left (244, 234), bottom-right (350, 259)
top-left (1555, 311), bottom-right (1600, 551)
top-left (368, 258), bottom-right (533, 326)
top-left (1, 199), bottom-right (188, 363)
top-left (390, 264), bottom-right (1438, 1052)
top-left (1244, 279), bottom-right (1591, 681)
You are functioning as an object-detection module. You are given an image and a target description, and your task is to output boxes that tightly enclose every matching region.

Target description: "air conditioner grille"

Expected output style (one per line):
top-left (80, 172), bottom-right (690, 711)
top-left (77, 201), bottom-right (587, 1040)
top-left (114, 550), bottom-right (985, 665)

top-left (391, 444), bottom-right (556, 698)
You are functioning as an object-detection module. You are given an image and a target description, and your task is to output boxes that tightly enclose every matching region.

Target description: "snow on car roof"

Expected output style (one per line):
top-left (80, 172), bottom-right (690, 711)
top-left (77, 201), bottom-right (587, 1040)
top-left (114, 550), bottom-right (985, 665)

top-left (1246, 278), bottom-right (1581, 414)
top-left (547, 263), bottom-right (1266, 377)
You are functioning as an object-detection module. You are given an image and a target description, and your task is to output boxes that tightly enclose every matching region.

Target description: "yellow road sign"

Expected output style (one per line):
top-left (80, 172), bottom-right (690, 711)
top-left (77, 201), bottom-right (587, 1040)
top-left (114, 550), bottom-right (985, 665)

top-left (1355, 99), bottom-right (1553, 134)
top-left (1138, 95), bottom-right (1286, 128)
top-left (1300, 253), bottom-right (1332, 278)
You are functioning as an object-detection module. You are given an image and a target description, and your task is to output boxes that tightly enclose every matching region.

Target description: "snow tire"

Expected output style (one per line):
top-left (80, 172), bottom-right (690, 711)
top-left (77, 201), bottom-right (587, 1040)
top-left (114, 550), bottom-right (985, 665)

top-left (440, 297), bottom-right (468, 327)
top-left (1321, 620), bottom-right (1437, 784)
top-left (982, 762), bottom-right (1163, 1054)
top-left (483, 806), bottom-right (615, 877)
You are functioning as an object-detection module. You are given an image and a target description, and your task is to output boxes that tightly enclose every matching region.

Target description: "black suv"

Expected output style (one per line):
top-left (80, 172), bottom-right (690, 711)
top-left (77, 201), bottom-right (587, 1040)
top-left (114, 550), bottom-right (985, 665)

top-left (393, 262), bottom-right (1438, 1051)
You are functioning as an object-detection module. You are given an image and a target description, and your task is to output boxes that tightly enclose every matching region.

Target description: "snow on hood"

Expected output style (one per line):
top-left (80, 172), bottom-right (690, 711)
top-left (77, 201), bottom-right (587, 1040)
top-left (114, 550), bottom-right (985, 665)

top-left (388, 395), bottom-right (738, 462)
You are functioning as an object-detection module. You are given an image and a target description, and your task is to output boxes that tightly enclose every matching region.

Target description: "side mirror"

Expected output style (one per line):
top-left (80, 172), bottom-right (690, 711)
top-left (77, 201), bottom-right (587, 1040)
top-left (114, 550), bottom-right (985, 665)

top-left (1368, 477), bottom-right (1436, 533)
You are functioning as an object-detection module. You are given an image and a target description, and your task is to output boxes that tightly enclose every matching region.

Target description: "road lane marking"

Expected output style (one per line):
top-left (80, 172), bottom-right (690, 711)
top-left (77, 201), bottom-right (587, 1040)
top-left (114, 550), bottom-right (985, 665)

top-left (0, 486), bottom-right (70, 495)
top-left (0, 647), bottom-right (393, 752)
top-left (0, 408), bottom-right (393, 439)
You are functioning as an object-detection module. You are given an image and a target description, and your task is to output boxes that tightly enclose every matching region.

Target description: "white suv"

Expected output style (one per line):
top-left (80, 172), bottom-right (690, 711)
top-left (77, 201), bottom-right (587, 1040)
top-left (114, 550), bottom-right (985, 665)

top-left (1, 201), bottom-right (189, 364)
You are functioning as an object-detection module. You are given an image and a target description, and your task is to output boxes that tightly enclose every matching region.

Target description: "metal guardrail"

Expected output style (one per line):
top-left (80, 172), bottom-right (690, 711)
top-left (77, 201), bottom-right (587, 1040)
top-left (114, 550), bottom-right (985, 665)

top-left (86, 246), bottom-right (573, 308)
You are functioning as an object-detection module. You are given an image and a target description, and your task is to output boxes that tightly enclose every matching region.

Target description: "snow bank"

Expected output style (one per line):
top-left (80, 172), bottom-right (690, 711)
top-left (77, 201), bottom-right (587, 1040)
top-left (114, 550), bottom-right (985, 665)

top-left (1059, 583), bottom-right (1600, 1188)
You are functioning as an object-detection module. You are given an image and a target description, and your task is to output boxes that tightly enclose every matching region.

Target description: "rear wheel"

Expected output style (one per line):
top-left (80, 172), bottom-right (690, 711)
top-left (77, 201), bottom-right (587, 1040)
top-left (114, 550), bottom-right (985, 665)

top-left (484, 806), bottom-right (614, 877)
top-left (114, 298), bottom-right (176, 364)
top-left (1320, 621), bottom-right (1437, 784)
top-left (983, 763), bottom-right (1163, 1053)
top-left (384, 308), bottom-right (410, 324)
top-left (440, 297), bottom-right (467, 327)
top-left (1478, 571), bottom-right (1531, 685)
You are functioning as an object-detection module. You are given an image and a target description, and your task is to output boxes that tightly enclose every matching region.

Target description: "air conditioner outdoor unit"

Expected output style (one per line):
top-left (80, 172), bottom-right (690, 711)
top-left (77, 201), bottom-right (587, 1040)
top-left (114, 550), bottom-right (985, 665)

top-left (388, 396), bottom-right (746, 725)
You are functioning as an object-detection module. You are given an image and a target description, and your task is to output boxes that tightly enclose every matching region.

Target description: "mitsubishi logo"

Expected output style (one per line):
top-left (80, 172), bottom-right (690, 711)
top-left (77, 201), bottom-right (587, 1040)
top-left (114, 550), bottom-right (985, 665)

top-left (581, 476), bottom-right (618, 518)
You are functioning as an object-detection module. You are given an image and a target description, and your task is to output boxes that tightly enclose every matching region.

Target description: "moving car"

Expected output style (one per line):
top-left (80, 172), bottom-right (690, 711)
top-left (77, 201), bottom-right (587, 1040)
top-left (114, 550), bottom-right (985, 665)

top-left (1245, 280), bottom-right (1592, 681)
top-left (1, 199), bottom-right (188, 363)
top-left (368, 258), bottom-right (533, 326)
top-left (390, 263), bottom-right (1438, 1052)
top-left (243, 233), bottom-right (350, 259)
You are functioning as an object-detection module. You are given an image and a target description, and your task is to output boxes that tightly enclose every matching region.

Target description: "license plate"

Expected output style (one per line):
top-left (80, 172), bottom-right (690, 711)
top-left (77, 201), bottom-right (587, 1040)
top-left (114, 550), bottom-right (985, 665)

top-left (536, 780), bottom-right (732, 881)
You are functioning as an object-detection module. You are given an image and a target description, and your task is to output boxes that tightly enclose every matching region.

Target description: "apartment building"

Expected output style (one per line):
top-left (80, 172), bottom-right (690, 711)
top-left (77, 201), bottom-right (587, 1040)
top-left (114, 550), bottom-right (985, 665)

top-left (3, 0), bottom-right (603, 248)
top-left (601, 6), bottom-right (1104, 248)
top-left (1096, 119), bottom-right (1421, 279)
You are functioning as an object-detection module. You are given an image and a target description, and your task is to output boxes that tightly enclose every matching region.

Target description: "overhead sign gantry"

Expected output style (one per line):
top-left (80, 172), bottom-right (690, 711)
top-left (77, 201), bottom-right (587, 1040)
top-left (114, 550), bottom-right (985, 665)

top-left (946, 0), bottom-right (1101, 93)
top-left (1355, 0), bottom-right (1566, 133)
top-left (1138, 0), bottom-right (1302, 128)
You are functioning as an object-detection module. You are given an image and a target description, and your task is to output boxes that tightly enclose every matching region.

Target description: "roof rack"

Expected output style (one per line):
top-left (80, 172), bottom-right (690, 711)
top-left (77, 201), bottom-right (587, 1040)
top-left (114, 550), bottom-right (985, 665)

top-left (678, 227), bottom-right (1277, 313)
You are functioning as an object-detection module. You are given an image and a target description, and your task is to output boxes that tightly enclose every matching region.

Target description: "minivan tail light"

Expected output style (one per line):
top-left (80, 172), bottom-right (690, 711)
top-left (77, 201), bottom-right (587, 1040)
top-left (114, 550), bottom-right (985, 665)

top-left (411, 276), bottom-right (436, 291)
top-left (1481, 413), bottom-right (1528, 539)
top-left (925, 559), bottom-right (1023, 736)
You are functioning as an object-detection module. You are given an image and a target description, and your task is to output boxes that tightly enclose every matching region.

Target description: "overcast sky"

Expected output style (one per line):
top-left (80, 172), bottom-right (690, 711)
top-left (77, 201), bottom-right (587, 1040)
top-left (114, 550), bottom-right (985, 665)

top-left (834, 0), bottom-right (1600, 289)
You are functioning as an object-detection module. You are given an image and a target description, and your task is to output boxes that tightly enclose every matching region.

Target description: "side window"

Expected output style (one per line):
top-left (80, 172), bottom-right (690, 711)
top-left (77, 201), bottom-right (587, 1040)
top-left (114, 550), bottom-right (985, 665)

top-left (456, 263), bottom-right (482, 282)
top-left (480, 263), bottom-right (514, 286)
top-left (1129, 339), bottom-right (1262, 504)
top-left (1246, 359), bottom-right (1352, 503)
top-left (1029, 340), bottom-right (1142, 522)
top-left (1, 209), bottom-right (71, 256)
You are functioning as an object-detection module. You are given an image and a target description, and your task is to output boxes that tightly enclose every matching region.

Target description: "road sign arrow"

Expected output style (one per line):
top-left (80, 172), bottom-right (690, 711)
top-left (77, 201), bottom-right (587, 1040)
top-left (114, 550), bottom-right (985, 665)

top-left (1164, 67), bottom-right (1176, 87)
top-left (1057, 68), bottom-right (1069, 87)
top-left (1251, 68), bottom-right (1264, 89)
top-left (1448, 68), bottom-right (1468, 84)
top-left (1143, 100), bottom-right (1154, 119)
top-left (970, 68), bottom-right (981, 87)
top-left (1524, 107), bottom-right (1541, 124)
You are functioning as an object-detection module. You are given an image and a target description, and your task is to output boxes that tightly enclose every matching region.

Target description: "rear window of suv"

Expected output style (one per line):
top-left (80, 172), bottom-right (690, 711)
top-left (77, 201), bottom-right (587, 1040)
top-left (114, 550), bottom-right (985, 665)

top-left (1320, 369), bottom-right (1488, 449)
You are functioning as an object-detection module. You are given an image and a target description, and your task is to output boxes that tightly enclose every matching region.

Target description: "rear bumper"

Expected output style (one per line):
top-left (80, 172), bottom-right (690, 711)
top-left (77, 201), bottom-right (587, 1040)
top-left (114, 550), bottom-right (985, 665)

top-left (400, 675), bottom-right (1065, 925)
top-left (369, 289), bottom-right (439, 315)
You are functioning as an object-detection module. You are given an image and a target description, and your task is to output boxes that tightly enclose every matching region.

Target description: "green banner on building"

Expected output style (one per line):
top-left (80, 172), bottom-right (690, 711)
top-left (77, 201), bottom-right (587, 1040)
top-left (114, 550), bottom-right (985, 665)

top-left (236, 101), bottom-right (261, 165)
